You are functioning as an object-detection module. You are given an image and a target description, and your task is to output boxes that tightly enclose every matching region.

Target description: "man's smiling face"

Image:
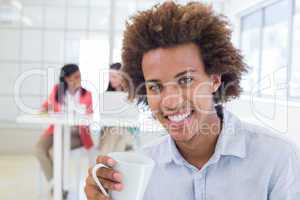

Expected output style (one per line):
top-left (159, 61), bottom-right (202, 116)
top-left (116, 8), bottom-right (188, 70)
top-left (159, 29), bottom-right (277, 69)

top-left (142, 43), bottom-right (221, 142)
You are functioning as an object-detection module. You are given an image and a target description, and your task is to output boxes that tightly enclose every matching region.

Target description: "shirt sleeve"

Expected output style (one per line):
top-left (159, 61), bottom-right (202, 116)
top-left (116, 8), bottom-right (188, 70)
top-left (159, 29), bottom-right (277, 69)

top-left (41, 85), bottom-right (57, 111)
top-left (86, 91), bottom-right (93, 114)
top-left (268, 144), bottom-right (300, 200)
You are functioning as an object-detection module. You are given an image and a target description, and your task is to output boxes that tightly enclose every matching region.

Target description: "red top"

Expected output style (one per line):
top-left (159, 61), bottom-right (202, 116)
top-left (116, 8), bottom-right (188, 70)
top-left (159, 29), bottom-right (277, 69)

top-left (42, 84), bottom-right (94, 149)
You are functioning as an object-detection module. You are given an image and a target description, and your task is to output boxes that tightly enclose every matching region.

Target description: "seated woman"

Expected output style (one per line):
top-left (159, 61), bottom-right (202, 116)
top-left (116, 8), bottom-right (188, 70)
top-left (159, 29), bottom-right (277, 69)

top-left (34, 64), bottom-right (93, 193)
top-left (98, 63), bottom-right (137, 156)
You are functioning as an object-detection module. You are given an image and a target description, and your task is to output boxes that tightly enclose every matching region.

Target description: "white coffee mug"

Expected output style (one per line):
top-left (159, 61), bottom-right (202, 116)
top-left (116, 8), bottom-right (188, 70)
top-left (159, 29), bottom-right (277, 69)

top-left (92, 152), bottom-right (155, 200)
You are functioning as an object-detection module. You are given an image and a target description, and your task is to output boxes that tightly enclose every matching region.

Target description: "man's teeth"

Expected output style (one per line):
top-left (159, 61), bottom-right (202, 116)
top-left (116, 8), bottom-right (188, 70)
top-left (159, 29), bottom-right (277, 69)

top-left (168, 111), bottom-right (191, 123)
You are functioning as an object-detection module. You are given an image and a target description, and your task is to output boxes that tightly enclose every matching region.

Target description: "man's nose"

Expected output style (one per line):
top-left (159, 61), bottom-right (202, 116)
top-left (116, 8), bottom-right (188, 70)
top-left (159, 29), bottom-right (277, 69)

top-left (160, 84), bottom-right (183, 112)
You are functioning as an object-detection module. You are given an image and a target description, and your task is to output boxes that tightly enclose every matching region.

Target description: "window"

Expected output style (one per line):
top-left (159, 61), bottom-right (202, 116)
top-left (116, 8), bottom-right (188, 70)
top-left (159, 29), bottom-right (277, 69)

top-left (240, 10), bottom-right (263, 92)
top-left (290, 0), bottom-right (300, 97)
top-left (261, 0), bottom-right (289, 96)
top-left (80, 36), bottom-right (110, 116)
top-left (114, 0), bottom-right (136, 32)
top-left (240, 0), bottom-right (299, 100)
top-left (80, 35), bottom-right (110, 94)
top-left (113, 32), bottom-right (123, 62)
top-left (137, 0), bottom-right (159, 11)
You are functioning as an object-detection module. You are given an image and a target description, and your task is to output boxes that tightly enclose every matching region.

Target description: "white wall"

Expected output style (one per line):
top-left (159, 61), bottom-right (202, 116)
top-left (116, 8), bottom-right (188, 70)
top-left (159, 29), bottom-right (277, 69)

top-left (226, 97), bottom-right (300, 145)
top-left (0, 0), bottom-right (112, 126)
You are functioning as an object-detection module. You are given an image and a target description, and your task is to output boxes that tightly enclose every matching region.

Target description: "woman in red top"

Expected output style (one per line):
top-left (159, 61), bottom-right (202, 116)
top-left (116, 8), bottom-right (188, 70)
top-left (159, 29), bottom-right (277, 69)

top-left (34, 64), bottom-right (93, 192)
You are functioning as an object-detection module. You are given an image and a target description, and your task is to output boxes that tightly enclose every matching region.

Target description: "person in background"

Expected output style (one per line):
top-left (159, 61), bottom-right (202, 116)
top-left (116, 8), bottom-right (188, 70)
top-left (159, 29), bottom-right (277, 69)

top-left (106, 62), bottom-right (127, 92)
top-left (34, 64), bottom-right (93, 195)
top-left (97, 62), bottom-right (137, 156)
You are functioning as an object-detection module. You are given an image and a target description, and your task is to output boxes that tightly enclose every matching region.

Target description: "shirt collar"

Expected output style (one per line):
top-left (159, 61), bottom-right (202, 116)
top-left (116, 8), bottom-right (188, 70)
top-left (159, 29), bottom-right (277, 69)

top-left (160, 110), bottom-right (247, 165)
top-left (216, 110), bottom-right (247, 159)
top-left (66, 88), bottom-right (81, 97)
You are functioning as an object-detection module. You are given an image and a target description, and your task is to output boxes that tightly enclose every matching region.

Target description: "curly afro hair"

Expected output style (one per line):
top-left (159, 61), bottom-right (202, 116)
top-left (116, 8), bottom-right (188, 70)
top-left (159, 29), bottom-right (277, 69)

top-left (122, 1), bottom-right (247, 104)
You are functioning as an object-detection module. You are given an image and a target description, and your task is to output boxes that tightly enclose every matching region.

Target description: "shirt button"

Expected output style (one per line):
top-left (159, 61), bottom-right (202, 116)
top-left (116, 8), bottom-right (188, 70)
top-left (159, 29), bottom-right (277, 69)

top-left (195, 173), bottom-right (203, 180)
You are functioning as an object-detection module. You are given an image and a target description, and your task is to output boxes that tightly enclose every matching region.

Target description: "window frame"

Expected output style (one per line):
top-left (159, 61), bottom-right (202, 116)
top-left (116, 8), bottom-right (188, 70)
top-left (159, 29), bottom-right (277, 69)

top-left (239, 0), bottom-right (299, 101)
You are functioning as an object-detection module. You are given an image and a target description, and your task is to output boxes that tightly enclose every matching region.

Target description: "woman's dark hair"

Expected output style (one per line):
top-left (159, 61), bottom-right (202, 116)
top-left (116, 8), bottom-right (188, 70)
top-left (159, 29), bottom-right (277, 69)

top-left (110, 62), bottom-right (122, 70)
top-left (122, 1), bottom-right (248, 104)
top-left (55, 63), bottom-right (86, 103)
top-left (107, 62), bottom-right (122, 92)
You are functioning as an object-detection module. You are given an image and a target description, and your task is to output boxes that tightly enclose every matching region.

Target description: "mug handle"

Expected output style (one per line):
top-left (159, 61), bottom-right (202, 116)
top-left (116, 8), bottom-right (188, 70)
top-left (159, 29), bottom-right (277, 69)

top-left (92, 163), bottom-right (110, 197)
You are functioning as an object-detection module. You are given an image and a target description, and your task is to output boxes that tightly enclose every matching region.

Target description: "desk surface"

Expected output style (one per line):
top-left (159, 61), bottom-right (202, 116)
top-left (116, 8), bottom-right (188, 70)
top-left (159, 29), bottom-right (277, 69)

top-left (16, 113), bottom-right (93, 126)
top-left (16, 113), bottom-right (166, 134)
top-left (16, 113), bottom-right (161, 130)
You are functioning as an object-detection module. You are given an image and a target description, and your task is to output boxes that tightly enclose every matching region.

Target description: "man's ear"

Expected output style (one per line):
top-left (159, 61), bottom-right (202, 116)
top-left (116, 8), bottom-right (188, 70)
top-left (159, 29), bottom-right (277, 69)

top-left (210, 74), bottom-right (221, 92)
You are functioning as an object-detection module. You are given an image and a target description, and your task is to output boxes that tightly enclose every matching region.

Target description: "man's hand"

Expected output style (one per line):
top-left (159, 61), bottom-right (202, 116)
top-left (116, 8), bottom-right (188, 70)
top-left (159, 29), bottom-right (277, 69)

top-left (85, 156), bottom-right (124, 200)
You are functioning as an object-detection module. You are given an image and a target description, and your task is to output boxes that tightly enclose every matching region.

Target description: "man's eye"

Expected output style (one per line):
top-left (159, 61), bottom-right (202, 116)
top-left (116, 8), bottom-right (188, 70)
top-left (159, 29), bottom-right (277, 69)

top-left (148, 84), bottom-right (162, 93)
top-left (178, 76), bottom-right (193, 86)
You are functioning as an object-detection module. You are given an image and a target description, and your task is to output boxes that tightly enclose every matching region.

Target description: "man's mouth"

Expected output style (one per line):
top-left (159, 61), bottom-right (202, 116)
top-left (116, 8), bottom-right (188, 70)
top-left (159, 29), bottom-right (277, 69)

top-left (164, 110), bottom-right (195, 124)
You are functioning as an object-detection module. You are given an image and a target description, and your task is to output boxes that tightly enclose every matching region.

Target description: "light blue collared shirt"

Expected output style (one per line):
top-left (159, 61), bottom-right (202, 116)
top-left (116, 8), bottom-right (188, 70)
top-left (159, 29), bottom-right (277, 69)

top-left (141, 111), bottom-right (300, 200)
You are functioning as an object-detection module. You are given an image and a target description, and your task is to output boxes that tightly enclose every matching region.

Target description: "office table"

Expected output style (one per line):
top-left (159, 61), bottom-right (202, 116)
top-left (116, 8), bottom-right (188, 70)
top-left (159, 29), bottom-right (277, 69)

top-left (16, 112), bottom-right (164, 200)
top-left (17, 113), bottom-right (93, 200)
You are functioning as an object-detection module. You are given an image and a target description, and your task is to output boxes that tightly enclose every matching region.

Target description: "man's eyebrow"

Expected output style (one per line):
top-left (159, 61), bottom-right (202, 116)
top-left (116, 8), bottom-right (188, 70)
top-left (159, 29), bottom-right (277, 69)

top-left (145, 79), bottom-right (160, 84)
top-left (145, 69), bottom-right (196, 83)
top-left (174, 69), bottom-right (196, 78)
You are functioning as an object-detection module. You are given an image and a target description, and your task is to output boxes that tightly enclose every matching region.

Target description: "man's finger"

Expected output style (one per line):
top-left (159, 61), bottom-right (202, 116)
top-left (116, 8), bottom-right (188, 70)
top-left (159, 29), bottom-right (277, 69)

top-left (100, 178), bottom-right (124, 191)
top-left (89, 166), bottom-right (122, 182)
top-left (94, 191), bottom-right (113, 200)
top-left (85, 185), bottom-right (100, 199)
top-left (85, 175), bottom-right (97, 187)
top-left (85, 184), bottom-right (112, 200)
top-left (86, 175), bottom-right (123, 191)
top-left (96, 156), bottom-right (117, 167)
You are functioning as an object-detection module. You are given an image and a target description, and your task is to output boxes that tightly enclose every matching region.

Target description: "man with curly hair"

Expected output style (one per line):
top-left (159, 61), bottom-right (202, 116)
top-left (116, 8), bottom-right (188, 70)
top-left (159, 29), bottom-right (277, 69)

top-left (85, 1), bottom-right (300, 200)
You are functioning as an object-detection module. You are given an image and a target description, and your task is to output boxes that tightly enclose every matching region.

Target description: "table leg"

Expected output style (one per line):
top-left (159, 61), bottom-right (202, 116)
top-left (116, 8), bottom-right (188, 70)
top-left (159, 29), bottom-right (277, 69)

top-left (63, 126), bottom-right (71, 193)
top-left (53, 125), bottom-right (63, 200)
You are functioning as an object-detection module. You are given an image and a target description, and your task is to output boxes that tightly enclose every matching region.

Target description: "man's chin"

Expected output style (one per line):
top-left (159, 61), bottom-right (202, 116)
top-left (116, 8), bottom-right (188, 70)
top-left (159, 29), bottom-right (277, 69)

top-left (168, 130), bottom-right (194, 142)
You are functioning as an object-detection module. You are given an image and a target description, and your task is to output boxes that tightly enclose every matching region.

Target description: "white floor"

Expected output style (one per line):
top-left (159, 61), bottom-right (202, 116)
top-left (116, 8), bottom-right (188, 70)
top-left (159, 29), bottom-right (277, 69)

top-left (0, 127), bottom-right (106, 200)
top-left (0, 155), bottom-right (43, 200)
top-left (0, 152), bottom-right (92, 200)
top-left (0, 127), bottom-right (162, 200)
